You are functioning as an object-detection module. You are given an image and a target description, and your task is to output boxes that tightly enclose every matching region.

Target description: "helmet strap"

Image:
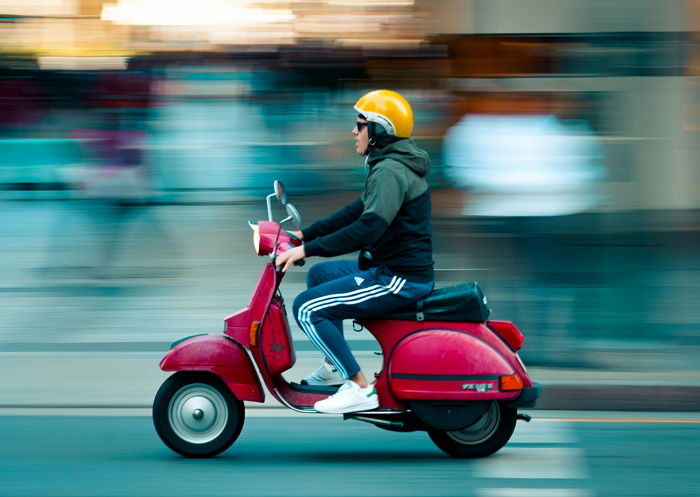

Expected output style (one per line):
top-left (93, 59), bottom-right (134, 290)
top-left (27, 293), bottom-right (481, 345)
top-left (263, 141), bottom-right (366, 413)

top-left (368, 121), bottom-right (403, 150)
top-left (367, 121), bottom-right (379, 146)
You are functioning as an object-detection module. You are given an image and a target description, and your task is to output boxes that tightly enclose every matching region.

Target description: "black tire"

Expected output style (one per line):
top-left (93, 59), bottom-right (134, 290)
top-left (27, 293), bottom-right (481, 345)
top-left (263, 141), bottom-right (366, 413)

top-left (428, 402), bottom-right (517, 458)
top-left (153, 372), bottom-right (245, 458)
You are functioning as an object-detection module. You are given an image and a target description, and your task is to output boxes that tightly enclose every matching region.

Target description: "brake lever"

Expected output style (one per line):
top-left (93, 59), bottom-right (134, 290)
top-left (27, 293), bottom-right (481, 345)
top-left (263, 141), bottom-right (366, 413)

top-left (285, 231), bottom-right (302, 243)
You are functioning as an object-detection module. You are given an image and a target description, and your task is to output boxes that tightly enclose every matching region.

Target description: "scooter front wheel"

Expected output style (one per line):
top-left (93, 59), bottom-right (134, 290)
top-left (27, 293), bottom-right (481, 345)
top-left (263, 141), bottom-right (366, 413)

top-left (153, 371), bottom-right (245, 458)
top-left (428, 401), bottom-right (517, 458)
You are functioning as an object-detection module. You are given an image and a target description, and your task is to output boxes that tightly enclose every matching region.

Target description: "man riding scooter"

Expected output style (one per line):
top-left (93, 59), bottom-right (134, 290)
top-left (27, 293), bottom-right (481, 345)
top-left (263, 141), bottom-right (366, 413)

top-left (275, 89), bottom-right (436, 414)
top-left (154, 110), bottom-right (539, 457)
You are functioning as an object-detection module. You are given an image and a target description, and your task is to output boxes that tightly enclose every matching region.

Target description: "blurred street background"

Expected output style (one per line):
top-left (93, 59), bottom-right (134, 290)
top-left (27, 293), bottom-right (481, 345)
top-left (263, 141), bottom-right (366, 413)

top-left (1, 0), bottom-right (698, 368)
top-left (2, 1), bottom-right (700, 496)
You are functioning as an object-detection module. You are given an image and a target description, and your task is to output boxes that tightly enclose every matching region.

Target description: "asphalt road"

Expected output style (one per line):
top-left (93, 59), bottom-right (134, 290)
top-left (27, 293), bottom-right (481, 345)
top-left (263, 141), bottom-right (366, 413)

top-left (1, 413), bottom-right (699, 497)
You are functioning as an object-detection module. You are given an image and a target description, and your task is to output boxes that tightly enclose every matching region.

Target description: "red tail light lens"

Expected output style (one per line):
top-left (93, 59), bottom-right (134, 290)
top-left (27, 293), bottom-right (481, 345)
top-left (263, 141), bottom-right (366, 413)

top-left (488, 320), bottom-right (524, 351)
top-left (500, 374), bottom-right (524, 391)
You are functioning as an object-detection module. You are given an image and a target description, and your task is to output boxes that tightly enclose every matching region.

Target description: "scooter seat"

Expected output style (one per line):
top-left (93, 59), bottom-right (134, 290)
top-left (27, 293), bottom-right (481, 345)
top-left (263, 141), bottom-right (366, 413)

top-left (376, 281), bottom-right (491, 322)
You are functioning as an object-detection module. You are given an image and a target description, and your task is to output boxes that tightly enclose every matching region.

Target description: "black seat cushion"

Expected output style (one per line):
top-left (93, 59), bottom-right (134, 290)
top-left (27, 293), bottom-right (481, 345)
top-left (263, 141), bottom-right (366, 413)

top-left (377, 281), bottom-right (491, 322)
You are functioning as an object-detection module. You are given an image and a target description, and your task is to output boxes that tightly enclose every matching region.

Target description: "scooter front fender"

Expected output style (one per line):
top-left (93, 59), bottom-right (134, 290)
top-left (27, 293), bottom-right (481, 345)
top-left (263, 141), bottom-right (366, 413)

top-left (160, 334), bottom-right (264, 402)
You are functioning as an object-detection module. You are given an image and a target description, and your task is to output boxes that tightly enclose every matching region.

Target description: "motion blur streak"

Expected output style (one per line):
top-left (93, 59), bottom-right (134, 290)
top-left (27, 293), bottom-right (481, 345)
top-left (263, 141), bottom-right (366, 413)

top-left (0, 0), bottom-right (698, 413)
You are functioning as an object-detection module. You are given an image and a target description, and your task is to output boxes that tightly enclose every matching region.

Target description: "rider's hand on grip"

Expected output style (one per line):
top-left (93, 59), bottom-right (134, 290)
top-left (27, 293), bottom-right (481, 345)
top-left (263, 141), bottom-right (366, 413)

top-left (275, 244), bottom-right (306, 272)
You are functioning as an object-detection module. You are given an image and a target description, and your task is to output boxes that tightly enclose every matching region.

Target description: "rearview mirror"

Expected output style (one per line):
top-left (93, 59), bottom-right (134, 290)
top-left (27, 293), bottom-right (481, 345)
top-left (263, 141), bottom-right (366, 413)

top-left (274, 180), bottom-right (287, 205)
top-left (286, 203), bottom-right (302, 229)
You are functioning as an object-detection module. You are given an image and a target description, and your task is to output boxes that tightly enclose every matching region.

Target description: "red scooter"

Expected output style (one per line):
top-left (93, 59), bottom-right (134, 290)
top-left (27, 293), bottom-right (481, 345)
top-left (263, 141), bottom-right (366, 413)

top-left (153, 181), bottom-right (540, 458)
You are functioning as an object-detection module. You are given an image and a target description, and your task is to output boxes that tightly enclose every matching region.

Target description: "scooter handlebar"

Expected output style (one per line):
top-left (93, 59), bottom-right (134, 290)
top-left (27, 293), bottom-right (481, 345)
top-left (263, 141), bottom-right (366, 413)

top-left (276, 241), bottom-right (306, 267)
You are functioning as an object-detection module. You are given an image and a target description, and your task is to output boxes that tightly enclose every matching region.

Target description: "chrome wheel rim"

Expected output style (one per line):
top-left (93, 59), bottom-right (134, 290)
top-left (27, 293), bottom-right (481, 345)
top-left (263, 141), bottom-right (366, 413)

top-left (168, 383), bottom-right (229, 444)
top-left (446, 402), bottom-right (500, 445)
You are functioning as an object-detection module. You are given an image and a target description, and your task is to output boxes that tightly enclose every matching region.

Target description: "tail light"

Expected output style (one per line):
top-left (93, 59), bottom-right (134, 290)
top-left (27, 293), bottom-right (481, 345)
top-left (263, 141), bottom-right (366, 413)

top-left (488, 320), bottom-right (524, 351)
top-left (500, 374), bottom-right (524, 391)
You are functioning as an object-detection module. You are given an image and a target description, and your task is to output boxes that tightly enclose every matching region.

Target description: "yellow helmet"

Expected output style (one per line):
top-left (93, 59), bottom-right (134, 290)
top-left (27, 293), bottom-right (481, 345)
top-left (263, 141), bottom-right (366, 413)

top-left (354, 89), bottom-right (414, 138)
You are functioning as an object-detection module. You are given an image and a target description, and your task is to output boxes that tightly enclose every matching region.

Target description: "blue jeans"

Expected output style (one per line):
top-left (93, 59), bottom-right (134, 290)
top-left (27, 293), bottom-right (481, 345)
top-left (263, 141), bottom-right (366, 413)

top-left (292, 260), bottom-right (434, 379)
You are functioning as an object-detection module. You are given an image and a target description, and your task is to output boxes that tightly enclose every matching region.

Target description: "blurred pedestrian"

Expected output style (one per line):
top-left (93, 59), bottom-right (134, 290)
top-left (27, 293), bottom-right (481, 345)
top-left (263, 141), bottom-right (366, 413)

top-left (443, 93), bottom-right (605, 218)
top-left (45, 63), bottom-right (175, 279)
top-left (442, 92), bottom-right (607, 365)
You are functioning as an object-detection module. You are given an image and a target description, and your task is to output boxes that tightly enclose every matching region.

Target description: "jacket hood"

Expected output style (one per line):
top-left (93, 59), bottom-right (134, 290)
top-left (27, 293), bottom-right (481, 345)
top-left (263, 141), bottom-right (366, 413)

top-left (367, 138), bottom-right (431, 177)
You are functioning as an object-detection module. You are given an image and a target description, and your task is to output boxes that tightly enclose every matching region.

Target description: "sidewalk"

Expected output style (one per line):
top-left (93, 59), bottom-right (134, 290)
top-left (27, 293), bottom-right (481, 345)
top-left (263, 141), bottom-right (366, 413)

top-left (2, 355), bottom-right (699, 413)
top-left (1, 199), bottom-right (699, 413)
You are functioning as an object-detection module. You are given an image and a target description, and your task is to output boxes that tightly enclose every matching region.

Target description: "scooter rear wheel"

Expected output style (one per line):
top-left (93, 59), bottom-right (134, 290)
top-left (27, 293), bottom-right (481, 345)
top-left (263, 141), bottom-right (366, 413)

top-left (428, 401), bottom-right (517, 458)
top-left (153, 371), bottom-right (245, 458)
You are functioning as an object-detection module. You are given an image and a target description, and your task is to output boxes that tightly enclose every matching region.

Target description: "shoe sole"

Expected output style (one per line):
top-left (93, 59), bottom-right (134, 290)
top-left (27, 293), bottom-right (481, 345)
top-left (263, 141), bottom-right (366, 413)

top-left (314, 400), bottom-right (380, 414)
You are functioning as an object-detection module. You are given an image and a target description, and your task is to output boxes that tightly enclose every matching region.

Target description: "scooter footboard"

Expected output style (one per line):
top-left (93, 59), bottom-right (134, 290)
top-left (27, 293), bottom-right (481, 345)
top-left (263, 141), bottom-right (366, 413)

top-left (160, 334), bottom-right (264, 402)
top-left (388, 329), bottom-right (521, 402)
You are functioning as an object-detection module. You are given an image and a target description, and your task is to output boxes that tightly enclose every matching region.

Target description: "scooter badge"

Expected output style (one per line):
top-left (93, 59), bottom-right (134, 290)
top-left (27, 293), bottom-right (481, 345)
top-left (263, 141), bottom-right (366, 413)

top-left (462, 383), bottom-right (493, 392)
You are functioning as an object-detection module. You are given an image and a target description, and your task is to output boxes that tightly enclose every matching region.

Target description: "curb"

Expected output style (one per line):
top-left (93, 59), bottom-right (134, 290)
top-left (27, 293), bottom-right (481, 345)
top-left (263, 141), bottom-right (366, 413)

top-left (533, 384), bottom-right (700, 411)
top-left (3, 355), bottom-right (700, 412)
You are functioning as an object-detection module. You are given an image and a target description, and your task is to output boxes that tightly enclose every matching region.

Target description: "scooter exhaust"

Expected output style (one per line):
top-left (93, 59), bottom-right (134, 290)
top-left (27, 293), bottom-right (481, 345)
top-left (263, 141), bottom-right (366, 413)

top-left (344, 414), bottom-right (405, 430)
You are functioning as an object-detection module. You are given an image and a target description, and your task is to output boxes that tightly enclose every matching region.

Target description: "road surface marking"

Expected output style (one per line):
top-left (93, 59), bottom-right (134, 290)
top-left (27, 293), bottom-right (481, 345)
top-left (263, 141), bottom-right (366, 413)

top-left (476, 490), bottom-right (592, 497)
top-left (473, 447), bottom-right (589, 479)
top-left (510, 419), bottom-right (577, 444)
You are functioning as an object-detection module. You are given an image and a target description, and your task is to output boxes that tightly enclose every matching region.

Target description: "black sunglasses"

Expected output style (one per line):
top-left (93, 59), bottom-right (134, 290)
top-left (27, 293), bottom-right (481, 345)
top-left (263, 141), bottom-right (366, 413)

top-left (355, 121), bottom-right (368, 131)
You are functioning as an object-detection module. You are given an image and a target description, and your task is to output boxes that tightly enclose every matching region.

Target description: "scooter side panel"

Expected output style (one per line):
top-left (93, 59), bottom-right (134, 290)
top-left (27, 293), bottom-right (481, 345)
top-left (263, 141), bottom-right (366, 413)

top-left (160, 334), bottom-right (264, 402)
top-left (388, 329), bottom-right (520, 401)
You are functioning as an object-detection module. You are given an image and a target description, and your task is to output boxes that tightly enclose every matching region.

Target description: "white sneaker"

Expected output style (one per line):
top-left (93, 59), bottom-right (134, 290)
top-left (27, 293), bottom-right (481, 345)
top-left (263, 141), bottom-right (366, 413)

top-left (301, 361), bottom-right (344, 386)
top-left (314, 381), bottom-right (379, 414)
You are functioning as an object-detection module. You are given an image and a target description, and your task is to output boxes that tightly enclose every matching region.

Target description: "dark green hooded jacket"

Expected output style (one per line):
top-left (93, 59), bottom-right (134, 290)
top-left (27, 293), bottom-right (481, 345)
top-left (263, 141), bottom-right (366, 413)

top-left (302, 138), bottom-right (434, 283)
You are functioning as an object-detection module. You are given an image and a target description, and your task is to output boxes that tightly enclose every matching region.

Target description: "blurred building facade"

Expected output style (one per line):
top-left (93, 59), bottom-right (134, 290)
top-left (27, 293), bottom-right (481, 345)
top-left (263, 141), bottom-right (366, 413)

top-left (1, 0), bottom-right (698, 366)
top-left (0, 0), bottom-right (697, 211)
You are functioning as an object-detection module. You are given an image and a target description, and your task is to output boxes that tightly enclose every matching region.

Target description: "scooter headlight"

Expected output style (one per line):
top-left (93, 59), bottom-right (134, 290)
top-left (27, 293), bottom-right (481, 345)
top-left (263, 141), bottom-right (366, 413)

top-left (249, 221), bottom-right (260, 254)
top-left (250, 220), bottom-right (277, 256)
